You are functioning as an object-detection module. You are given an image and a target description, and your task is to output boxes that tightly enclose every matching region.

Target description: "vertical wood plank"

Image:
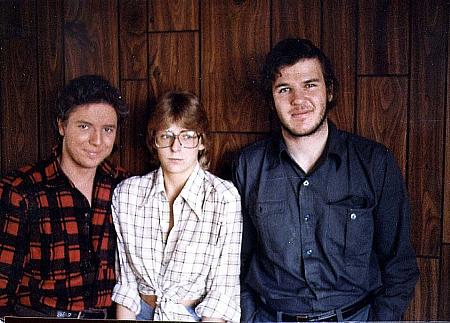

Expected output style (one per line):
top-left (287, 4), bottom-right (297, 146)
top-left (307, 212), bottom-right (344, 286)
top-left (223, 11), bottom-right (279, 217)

top-left (0, 39), bottom-right (38, 173)
top-left (358, 0), bottom-right (409, 75)
top-left (271, 0), bottom-right (321, 45)
top-left (149, 0), bottom-right (199, 31)
top-left (403, 258), bottom-right (439, 320)
top-left (119, 0), bottom-right (148, 80)
top-left (439, 245), bottom-right (450, 319)
top-left (121, 80), bottom-right (152, 175)
top-left (37, 0), bottom-right (64, 158)
top-left (148, 32), bottom-right (199, 98)
top-left (408, 0), bottom-right (447, 257)
top-left (201, 0), bottom-right (270, 132)
top-left (444, 23), bottom-right (450, 244)
top-left (357, 77), bottom-right (407, 173)
top-left (0, 0), bottom-right (35, 39)
top-left (64, 0), bottom-right (119, 84)
top-left (323, 0), bottom-right (357, 133)
top-left (208, 133), bottom-right (267, 180)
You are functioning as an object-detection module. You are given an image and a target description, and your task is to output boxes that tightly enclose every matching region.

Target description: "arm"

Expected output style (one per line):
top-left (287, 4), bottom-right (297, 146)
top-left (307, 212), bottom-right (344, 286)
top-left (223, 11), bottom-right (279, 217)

top-left (116, 303), bottom-right (136, 320)
top-left (196, 187), bottom-right (243, 322)
top-left (371, 151), bottom-right (419, 320)
top-left (231, 156), bottom-right (257, 322)
top-left (110, 187), bottom-right (142, 316)
top-left (0, 182), bottom-right (29, 317)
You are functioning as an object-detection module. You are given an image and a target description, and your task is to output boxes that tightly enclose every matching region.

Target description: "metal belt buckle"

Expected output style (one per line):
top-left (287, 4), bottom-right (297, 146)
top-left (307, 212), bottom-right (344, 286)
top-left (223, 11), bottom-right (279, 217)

top-left (294, 314), bottom-right (310, 321)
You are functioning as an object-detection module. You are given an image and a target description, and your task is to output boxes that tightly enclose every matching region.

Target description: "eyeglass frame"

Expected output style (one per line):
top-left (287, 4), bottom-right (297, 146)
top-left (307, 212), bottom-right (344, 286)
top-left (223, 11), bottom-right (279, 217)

top-left (153, 129), bottom-right (202, 149)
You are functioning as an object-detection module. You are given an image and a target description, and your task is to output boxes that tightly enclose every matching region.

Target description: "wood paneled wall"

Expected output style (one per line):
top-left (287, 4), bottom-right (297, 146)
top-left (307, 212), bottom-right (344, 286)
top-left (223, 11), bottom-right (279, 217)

top-left (0, 0), bottom-right (448, 320)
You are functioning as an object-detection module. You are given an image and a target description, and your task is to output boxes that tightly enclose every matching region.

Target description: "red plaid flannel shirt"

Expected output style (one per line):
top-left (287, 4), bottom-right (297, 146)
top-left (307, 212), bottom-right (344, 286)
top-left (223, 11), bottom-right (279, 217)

top-left (0, 149), bottom-right (128, 316)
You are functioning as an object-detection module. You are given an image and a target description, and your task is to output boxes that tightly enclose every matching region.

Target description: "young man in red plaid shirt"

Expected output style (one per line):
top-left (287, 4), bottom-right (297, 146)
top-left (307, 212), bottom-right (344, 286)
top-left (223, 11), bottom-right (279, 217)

top-left (0, 75), bottom-right (129, 319)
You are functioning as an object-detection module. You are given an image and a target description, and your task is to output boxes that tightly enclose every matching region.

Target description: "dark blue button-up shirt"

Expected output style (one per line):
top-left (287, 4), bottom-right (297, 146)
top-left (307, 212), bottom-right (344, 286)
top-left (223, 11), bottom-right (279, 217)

top-left (232, 122), bottom-right (419, 321)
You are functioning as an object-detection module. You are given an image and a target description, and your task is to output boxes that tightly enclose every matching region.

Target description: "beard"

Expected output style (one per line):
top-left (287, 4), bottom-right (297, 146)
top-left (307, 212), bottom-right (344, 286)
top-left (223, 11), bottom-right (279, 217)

top-left (280, 107), bottom-right (328, 138)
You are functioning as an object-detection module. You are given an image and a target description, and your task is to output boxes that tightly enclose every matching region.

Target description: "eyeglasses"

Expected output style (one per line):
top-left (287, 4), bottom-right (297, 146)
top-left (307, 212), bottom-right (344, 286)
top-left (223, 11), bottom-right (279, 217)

top-left (154, 130), bottom-right (201, 148)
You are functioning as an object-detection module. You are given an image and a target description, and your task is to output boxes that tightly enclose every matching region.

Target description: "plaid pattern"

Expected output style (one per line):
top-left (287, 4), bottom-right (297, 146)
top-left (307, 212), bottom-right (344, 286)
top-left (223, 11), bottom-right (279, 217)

top-left (0, 148), bottom-right (128, 317)
top-left (112, 164), bottom-right (242, 322)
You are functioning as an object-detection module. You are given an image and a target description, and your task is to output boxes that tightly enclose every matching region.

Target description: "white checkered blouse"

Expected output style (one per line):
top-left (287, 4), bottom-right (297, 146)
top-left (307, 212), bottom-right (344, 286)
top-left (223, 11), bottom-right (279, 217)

top-left (111, 164), bottom-right (242, 322)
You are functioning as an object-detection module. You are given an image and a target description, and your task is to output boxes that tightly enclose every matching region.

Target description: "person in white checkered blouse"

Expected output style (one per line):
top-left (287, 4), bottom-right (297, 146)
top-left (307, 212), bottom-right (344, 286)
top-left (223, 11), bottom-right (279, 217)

top-left (111, 90), bottom-right (243, 322)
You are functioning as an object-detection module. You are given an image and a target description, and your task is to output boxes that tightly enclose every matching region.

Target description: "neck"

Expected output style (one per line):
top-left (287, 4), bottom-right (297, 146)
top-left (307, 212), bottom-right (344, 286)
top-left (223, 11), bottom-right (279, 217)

top-left (162, 171), bottom-right (191, 203)
top-left (282, 119), bottom-right (329, 173)
top-left (59, 156), bottom-right (97, 204)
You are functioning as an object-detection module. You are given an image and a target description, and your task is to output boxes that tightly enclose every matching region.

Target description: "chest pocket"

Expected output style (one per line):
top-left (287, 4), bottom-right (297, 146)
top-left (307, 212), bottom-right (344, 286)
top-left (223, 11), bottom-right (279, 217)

top-left (254, 200), bottom-right (293, 253)
top-left (327, 202), bottom-right (374, 261)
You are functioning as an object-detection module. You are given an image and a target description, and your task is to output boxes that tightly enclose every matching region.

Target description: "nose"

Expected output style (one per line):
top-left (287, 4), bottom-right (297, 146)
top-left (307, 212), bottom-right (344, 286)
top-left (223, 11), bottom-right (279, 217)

top-left (291, 89), bottom-right (306, 105)
top-left (170, 135), bottom-right (182, 152)
top-left (89, 129), bottom-right (102, 146)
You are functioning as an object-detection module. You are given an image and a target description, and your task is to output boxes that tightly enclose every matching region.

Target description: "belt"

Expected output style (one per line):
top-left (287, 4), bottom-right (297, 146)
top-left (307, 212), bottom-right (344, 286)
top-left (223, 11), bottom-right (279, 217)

top-left (140, 293), bottom-right (201, 309)
top-left (14, 303), bottom-right (108, 319)
top-left (264, 293), bottom-right (374, 322)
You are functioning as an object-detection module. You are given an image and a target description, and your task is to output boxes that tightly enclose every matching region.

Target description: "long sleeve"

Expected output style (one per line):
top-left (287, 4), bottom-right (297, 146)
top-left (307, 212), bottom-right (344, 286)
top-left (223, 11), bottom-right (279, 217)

top-left (197, 188), bottom-right (242, 322)
top-left (111, 188), bottom-right (141, 314)
top-left (0, 182), bottom-right (29, 317)
top-left (371, 151), bottom-right (419, 320)
top-left (231, 155), bottom-right (258, 322)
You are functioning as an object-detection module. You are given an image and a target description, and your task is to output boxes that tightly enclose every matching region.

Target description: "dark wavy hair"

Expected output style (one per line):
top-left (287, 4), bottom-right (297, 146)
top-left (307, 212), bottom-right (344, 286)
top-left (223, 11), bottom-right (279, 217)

top-left (262, 38), bottom-right (338, 109)
top-left (55, 74), bottom-right (128, 139)
top-left (146, 90), bottom-right (210, 169)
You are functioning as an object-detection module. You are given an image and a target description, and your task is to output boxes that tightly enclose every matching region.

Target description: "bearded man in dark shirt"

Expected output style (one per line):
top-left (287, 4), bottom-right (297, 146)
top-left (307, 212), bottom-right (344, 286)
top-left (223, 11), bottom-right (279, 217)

top-left (0, 75), bottom-right (129, 320)
top-left (232, 38), bottom-right (419, 322)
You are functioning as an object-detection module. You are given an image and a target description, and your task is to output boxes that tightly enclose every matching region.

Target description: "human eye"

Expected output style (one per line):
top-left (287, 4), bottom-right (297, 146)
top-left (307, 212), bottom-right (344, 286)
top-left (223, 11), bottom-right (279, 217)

top-left (78, 123), bottom-right (89, 130)
top-left (181, 131), bottom-right (197, 140)
top-left (277, 86), bottom-right (290, 94)
top-left (305, 82), bottom-right (317, 89)
top-left (103, 127), bottom-right (115, 133)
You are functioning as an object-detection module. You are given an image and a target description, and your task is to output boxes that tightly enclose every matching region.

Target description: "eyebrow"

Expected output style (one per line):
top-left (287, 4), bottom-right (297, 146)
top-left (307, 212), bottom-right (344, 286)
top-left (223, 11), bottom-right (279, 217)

top-left (76, 120), bottom-right (117, 128)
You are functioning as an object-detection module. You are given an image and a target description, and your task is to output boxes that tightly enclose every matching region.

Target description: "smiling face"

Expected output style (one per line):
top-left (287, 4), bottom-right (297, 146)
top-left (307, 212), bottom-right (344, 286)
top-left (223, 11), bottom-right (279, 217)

top-left (58, 102), bottom-right (118, 173)
top-left (272, 58), bottom-right (332, 139)
top-left (156, 123), bottom-right (205, 180)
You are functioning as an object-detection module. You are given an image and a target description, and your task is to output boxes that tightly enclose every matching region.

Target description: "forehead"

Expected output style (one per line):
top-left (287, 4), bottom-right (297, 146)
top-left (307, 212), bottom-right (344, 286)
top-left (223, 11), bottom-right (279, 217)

top-left (67, 103), bottom-right (118, 123)
top-left (275, 58), bottom-right (325, 82)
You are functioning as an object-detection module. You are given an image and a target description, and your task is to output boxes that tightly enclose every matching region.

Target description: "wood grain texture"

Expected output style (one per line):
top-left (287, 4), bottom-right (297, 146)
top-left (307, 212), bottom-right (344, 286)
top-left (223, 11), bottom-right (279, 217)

top-left (408, 0), bottom-right (447, 257)
top-left (403, 258), bottom-right (439, 320)
top-left (148, 32), bottom-right (199, 98)
top-left (208, 133), bottom-right (268, 180)
top-left (63, 0), bottom-right (119, 84)
top-left (0, 0), bottom-right (35, 39)
top-left (322, 0), bottom-right (357, 133)
top-left (201, 0), bottom-right (271, 132)
top-left (149, 0), bottom-right (198, 31)
top-left (357, 77), bottom-right (407, 173)
top-left (439, 245), bottom-right (450, 319)
top-left (271, 0), bottom-right (321, 45)
top-left (358, 0), bottom-right (409, 75)
top-left (37, 0), bottom-right (64, 159)
top-left (120, 81), bottom-right (152, 175)
top-left (444, 27), bottom-right (450, 244)
top-left (119, 0), bottom-right (148, 79)
top-left (0, 39), bottom-right (38, 174)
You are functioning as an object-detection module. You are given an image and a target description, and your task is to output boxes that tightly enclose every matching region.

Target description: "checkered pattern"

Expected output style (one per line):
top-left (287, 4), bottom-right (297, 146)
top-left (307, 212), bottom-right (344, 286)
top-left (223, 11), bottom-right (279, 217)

top-left (112, 164), bottom-right (242, 322)
top-left (0, 148), bottom-right (129, 317)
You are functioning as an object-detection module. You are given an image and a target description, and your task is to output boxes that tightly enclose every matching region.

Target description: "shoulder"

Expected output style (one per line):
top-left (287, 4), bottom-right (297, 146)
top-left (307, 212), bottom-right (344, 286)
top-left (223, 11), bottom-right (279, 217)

top-left (203, 170), bottom-right (240, 201)
top-left (100, 159), bottom-right (131, 182)
top-left (337, 128), bottom-right (391, 160)
top-left (0, 160), bottom-right (45, 191)
top-left (114, 170), bottom-right (157, 193)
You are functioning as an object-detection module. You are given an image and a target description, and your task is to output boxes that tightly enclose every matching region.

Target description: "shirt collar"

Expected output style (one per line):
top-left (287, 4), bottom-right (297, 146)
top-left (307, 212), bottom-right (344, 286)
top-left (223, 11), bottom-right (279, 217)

top-left (45, 145), bottom-right (119, 188)
top-left (270, 120), bottom-right (344, 169)
top-left (149, 163), bottom-right (208, 219)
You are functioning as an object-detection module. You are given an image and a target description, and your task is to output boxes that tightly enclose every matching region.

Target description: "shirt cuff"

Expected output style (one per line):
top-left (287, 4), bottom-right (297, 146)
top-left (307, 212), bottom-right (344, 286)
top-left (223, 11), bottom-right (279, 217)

top-left (196, 290), bottom-right (240, 322)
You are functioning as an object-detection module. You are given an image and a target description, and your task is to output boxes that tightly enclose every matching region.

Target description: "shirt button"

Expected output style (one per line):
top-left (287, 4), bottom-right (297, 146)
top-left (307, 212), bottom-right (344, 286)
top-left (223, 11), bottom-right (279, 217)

top-left (303, 180), bottom-right (310, 186)
top-left (306, 249), bottom-right (313, 256)
top-left (350, 213), bottom-right (357, 220)
top-left (304, 214), bottom-right (310, 222)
